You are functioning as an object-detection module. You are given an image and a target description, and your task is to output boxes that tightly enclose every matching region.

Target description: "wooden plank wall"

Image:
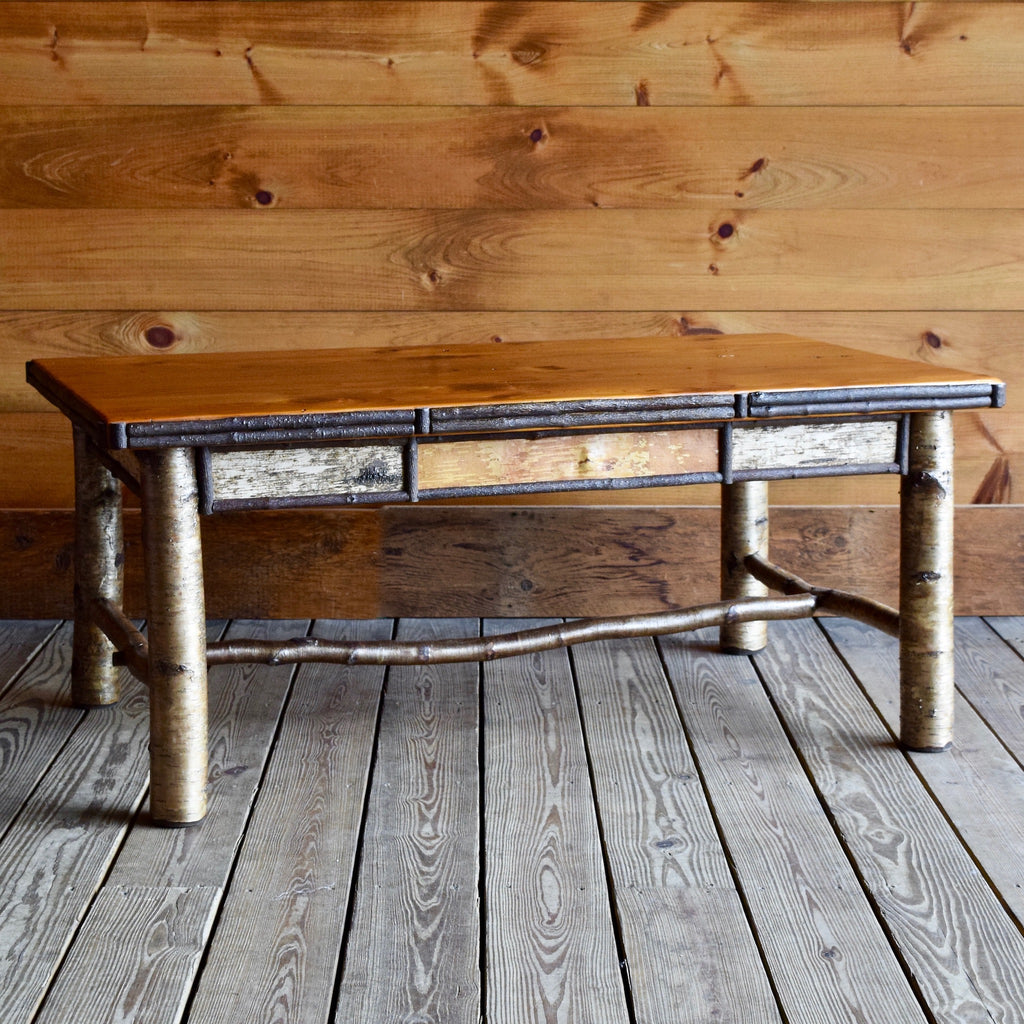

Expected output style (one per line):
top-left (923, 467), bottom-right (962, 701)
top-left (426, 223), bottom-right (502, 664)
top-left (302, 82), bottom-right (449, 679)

top-left (1, 1), bottom-right (1022, 617)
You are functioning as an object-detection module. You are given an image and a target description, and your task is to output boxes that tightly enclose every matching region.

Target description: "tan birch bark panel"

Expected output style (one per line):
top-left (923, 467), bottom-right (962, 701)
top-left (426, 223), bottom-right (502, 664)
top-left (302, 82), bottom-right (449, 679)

top-left (6, 209), bottom-right (1023, 312)
top-left (4, 106), bottom-right (1023, 211)
top-left (732, 420), bottom-right (899, 473)
top-left (3, 3), bottom-right (1022, 106)
top-left (418, 428), bottom-right (719, 492)
top-left (208, 444), bottom-right (404, 502)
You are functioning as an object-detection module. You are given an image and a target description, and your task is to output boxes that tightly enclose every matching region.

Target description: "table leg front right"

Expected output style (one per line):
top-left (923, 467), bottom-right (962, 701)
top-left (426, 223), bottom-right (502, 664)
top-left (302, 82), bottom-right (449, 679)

top-left (899, 410), bottom-right (955, 752)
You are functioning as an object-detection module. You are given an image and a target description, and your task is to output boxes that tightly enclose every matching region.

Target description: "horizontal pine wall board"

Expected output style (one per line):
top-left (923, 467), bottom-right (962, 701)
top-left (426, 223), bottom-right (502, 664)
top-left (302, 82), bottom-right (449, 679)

top-left (4, 209), bottom-right (1023, 310)
top-left (2, 0), bottom-right (1020, 613)
top-left (3, 3), bottom-right (1022, 106)
top-left (3, 106), bottom-right (1022, 211)
top-left (3, 506), bottom-right (1022, 619)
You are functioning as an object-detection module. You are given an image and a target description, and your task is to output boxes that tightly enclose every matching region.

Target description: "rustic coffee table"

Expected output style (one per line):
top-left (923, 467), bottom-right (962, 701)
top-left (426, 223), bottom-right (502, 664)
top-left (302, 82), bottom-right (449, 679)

top-left (28, 334), bottom-right (1004, 826)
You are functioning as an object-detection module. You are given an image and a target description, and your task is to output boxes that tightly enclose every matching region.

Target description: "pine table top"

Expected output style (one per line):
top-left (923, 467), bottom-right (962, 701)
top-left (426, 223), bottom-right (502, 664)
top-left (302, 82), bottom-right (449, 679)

top-left (27, 333), bottom-right (1004, 449)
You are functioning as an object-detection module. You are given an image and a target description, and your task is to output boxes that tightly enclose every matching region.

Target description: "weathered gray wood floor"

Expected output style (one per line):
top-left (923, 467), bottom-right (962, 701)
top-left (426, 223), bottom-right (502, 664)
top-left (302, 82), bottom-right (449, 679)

top-left (3, 616), bottom-right (1024, 1023)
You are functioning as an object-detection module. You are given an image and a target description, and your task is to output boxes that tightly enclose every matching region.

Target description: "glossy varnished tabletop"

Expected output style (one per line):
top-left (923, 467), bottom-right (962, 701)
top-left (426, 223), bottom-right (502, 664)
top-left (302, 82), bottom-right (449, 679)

top-left (27, 333), bottom-right (1004, 448)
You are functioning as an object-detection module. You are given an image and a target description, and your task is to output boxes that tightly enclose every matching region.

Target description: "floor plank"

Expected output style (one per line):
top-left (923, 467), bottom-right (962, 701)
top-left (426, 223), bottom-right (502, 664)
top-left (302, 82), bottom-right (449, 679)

top-left (187, 619), bottom-right (389, 1024)
top-left (823, 617), bottom-right (1024, 926)
top-left (0, 622), bottom-right (82, 832)
top-left (758, 618), bottom-right (1024, 1023)
top-left (954, 617), bottom-right (1024, 765)
top-left (0, 620), bottom-right (61, 699)
top-left (657, 628), bottom-right (928, 1024)
top-left (570, 634), bottom-right (781, 1024)
top-left (107, 620), bottom-right (307, 889)
top-left (483, 620), bottom-right (629, 1024)
top-left (33, 885), bottom-right (220, 1024)
top-left (0, 662), bottom-right (150, 1021)
top-left (5, 616), bottom-right (1024, 1024)
top-left (334, 618), bottom-right (482, 1024)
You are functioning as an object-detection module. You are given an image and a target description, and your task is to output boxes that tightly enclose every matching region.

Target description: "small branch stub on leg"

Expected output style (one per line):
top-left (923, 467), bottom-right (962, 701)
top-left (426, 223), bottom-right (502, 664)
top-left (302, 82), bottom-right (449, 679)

top-left (141, 447), bottom-right (209, 826)
top-left (900, 411), bottom-right (955, 751)
top-left (721, 479), bottom-right (769, 653)
top-left (72, 427), bottom-right (124, 706)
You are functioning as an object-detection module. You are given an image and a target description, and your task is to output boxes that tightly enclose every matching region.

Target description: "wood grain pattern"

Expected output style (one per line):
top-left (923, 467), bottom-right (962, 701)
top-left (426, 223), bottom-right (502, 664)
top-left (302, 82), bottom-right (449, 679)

top-left (825, 616), bottom-right (1024, 925)
top-left (4, 309), bottom-right (1022, 382)
top-left (187, 619), bottom-right (389, 1024)
top-left (6, 616), bottom-right (1024, 1021)
top-left (940, 617), bottom-right (1024, 765)
top-left (482, 619), bottom-right (629, 1024)
top-left (33, 886), bottom-right (220, 1024)
top-left (0, 623), bottom-right (80, 831)
top-left (334, 618), bottom-right (481, 1024)
top-left (3, 3), bottom-right (1022, 106)
top-left (0, 664), bottom-right (150, 1022)
top-left (756, 618), bottom-right (1024, 1021)
top-left (419, 428), bottom-right (719, 491)
top-left (570, 635), bottom-right (781, 1022)
top-left (4, 314), bottom-right (1018, 505)
top-left (6, 209), bottom-right (1024, 311)
top-left (657, 630), bottom-right (928, 1022)
top-left (26, 335), bottom-right (1001, 428)
top-left (0, 618), bottom-right (60, 697)
top-left (1, 0), bottom-right (1020, 615)
top-left (2, 504), bottom-right (1022, 620)
top-left (4, 106), bottom-right (1023, 211)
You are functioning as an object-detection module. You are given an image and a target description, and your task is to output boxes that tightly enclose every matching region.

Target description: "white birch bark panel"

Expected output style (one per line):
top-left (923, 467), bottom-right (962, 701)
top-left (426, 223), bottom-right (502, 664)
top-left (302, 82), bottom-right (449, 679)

top-left (733, 420), bottom-right (897, 472)
top-left (209, 444), bottom-right (403, 501)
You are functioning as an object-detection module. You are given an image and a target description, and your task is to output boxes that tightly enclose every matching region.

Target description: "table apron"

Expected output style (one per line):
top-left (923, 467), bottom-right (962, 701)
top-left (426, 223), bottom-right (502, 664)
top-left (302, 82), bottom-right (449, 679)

top-left (193, 415), bottom-right (903, 513)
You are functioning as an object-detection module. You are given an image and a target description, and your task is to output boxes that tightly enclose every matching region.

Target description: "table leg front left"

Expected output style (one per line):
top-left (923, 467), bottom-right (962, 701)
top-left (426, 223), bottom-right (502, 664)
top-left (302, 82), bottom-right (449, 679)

top-left (139, 447), bottom-right (210, 826)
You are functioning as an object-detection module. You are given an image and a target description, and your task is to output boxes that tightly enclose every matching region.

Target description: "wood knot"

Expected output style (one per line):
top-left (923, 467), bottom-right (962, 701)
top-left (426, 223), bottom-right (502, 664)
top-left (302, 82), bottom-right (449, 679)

top-left (144, 325), bottom-right (177, 349)
top-left (512, 42), bottom-right (546, 67)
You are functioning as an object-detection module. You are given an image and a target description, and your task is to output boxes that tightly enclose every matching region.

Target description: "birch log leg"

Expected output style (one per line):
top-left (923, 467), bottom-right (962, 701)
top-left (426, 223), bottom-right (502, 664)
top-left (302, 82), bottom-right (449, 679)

top-left (720, 479), bottom-right (769, 653)
top-left (140, 447), bottom-right (209, 826)
top-left (72, 427), bottom-right (124, 706)
top-left (900, 411), bottom-right (955, 751)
